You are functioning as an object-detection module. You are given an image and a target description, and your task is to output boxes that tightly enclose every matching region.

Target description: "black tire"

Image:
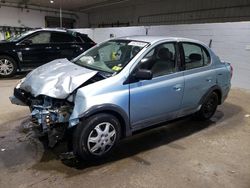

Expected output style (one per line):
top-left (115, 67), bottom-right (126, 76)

top-left (196, 92), bottom-right (219, 120)
top-left (73, 113), bottom-right (121, 160)
top-left (0, 55), bottom-right (17, 78)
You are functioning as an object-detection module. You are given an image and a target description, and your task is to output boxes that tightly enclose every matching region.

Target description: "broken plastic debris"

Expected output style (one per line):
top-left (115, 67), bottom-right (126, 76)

top-left (245, 114), bottom-right (250, 118)
top-left (1, 148), bottom-right (6, 151)
top-left (59, 152), bottom-right (75, 160)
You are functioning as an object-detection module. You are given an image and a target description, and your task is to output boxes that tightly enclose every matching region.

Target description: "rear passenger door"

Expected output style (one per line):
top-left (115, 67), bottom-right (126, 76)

top-left (179, 42), bottom-right (216, 115)
top-left (50, 32), bottom-right (82, 60)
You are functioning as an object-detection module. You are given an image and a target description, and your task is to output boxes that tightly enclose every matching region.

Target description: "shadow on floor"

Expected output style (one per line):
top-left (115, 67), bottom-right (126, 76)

top-left (0, 71), bottom-right (30, 80)
top-left (31, 102), bottom-right (242, 173)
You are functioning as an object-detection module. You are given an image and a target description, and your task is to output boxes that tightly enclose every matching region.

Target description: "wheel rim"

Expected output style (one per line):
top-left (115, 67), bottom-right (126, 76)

top-left (203, 95), bottom-right (217, 118)
top-left (87, 122), bottom-right (116, 156)
top-left (0, 59), bottom-right (14, 76)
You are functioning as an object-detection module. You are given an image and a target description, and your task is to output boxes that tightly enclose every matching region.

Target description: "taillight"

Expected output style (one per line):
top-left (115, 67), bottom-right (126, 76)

top-left (230, 64), bottom-right (233, 78)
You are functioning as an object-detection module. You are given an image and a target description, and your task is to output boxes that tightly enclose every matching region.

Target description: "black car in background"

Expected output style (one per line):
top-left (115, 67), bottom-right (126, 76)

top-left (0, 28), bottom-right (95, 78)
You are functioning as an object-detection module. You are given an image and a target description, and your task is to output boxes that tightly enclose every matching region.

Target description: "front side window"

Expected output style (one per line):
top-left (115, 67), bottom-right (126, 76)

top-left (182, 43), bottom-right (210, 70)
top-left (28, 32), bottom-right (51, 44)
top-left (73, 40), bottom-right (147, 73)
top-left (139, 42), bottom-right (177, 77)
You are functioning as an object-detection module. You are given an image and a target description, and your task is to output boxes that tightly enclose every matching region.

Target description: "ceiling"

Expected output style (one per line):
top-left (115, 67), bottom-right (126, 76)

top-left (0, 0), bottom-right (134, 12)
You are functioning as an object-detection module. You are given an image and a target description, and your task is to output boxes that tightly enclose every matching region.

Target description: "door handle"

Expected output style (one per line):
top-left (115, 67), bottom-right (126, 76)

top-left (173, 84), bottom-right (182, 91)
top-left (206, 77), bottom-right (212, 82)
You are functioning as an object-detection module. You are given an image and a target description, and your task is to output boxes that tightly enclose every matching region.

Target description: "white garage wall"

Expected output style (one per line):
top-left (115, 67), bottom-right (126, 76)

top-left (72, 28), bottom-right (94, 40)
top-left (75, 21), bottom-right (250, 89)
top-left (74, 26), bottom-right (146, 43)
top-left (92, 26), bottom-right (146, 43)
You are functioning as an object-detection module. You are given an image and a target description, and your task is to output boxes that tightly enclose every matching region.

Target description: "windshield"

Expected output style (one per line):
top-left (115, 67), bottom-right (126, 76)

top-left (73, 40), bottom-right (148, 73)
top-left (7, 30), bottom-right (35, 42)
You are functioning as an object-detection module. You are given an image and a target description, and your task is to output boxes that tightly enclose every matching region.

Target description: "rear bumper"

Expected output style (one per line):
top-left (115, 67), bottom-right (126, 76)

top-left (221, 84), bottom-right (231, 103)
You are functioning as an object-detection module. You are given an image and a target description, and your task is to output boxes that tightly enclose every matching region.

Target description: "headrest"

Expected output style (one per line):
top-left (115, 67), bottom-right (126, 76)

top-left (189, 53), bottom-right (202, 61)
top-left (158, 48), bottom-right (172, 61)
top-left (132, 46), bottom-right (141, 56)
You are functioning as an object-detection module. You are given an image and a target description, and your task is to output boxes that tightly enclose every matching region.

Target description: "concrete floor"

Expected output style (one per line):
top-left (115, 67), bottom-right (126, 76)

top-left (0, 78), bottom-right (250, 188)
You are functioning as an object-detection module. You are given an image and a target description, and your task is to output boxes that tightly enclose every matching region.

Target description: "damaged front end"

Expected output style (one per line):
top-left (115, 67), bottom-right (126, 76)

top-left (11, 88), bottom-right (74, 147)
top-left (10, 59), bottom-right (108, 147)
top-left (31, 97), bottom-right (72, 130)
top-left (31, 97), bottom-right (73, 147)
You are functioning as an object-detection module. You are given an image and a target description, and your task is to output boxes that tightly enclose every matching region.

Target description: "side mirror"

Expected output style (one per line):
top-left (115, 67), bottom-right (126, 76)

top-left (134, 69), bottom-right (153, 80)
top-left (21, 39), bottom-right (32, 45)
top-left (139, 57), bottom-right (151, 69)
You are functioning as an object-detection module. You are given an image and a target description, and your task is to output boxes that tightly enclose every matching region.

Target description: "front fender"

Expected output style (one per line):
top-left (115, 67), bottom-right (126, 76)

top-left (70, 103), bottom-right (132, 137)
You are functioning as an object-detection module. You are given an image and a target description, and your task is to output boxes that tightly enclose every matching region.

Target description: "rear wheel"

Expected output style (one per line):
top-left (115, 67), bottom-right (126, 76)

top-left (73, 113), bottom-right (121, 160)
top-left (196, 92), bottom-right (218, 120)
top-left (0, 56), bottom-right (17, 78)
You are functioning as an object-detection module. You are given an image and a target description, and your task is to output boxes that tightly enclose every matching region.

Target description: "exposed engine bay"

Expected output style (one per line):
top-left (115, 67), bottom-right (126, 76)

top-left (12, 88), bottom-right (74, 147)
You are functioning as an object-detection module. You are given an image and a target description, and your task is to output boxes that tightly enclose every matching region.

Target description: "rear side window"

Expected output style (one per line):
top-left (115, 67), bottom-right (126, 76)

top-left (75, 36), bottom-right (83, 43)
top-left (50, 32), bottom-right (76, 43)
top-left (182, 43), bottom-right (210, 70)
top-left (79, 34), bottom-right (95, 43)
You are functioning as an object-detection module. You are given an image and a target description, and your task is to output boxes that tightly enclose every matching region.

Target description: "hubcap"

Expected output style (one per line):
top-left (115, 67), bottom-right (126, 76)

top-left (0, 59), bottom-right (14, 76)
top-left (87, 122), bottom-right (116, 156)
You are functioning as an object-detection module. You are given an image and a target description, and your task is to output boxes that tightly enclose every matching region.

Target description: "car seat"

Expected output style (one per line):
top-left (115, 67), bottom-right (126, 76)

top-left (151, 48), bottom-right (175, 77)
top-left (185, 53), bottom-right (202, 69)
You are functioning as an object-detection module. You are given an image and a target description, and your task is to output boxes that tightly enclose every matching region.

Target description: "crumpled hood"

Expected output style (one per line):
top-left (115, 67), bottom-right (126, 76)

top-left (19, 58), bottom-right (98, 99)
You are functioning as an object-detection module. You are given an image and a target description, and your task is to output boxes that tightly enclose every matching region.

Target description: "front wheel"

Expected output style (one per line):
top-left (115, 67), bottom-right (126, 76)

top-left (73, 113), bottom-right (121, 160)
top-left (0, 56), bottom-right (17, 78)
top-left (196, 92), bottom-right (219, 120)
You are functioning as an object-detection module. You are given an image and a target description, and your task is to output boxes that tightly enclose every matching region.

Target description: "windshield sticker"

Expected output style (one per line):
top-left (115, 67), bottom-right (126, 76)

top-left (112, 66), bottom-right (123, 71)
top-left (128, 41), bottom-right (147, 47)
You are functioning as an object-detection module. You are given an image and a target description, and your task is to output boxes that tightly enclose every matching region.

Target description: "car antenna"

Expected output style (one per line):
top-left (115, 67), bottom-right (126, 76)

top-left (209, 39), bottom-right (213, 48)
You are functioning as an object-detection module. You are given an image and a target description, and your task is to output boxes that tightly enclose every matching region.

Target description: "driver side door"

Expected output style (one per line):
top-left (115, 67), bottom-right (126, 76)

top-left (129, 42), bottom-right (184, 130)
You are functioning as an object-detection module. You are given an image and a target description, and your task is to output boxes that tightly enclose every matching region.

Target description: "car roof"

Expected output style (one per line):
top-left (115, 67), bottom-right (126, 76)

top-left (31, 28), bottom-right (70, 33)
top-left (116, 35), bottom-right (206, 46)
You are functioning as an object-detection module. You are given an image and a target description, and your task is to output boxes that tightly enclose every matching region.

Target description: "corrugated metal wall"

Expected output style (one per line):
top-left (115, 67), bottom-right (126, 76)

top-left (88, 0), bottom-right (250, 27)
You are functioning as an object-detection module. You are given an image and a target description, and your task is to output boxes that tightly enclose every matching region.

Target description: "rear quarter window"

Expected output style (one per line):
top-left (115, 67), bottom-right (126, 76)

top-left (182, 42), bottom-right (211, 70)
top-left (79, 34), bottom-right (95, 43)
